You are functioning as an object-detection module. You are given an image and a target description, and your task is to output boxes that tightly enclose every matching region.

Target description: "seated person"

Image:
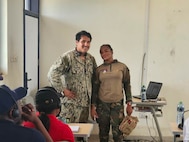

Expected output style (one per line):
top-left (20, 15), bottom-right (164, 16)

top-left (183, 117), bottom-right (189, 141)
top-left (23, 86), bottom-right (74, 142)
top-left (0, 84), bottom-right (52, 142)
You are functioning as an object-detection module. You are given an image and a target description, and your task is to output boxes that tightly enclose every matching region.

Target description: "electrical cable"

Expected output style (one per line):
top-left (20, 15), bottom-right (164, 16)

top-left (151, 116), bottom-right (158, 138)
top-left (145, 116), bottom-right (158, 142)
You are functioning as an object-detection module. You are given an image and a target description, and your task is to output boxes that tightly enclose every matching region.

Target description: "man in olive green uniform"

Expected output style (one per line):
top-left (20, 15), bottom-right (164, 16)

top-left (48, 30), bottom-right (97, 124)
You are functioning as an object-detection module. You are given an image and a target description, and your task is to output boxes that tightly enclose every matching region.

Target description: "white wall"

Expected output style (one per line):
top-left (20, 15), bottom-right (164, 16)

top-left (39, 0), bottom-right (189, 123)
top-left (39, 0), bottom-right (146, 94)
top-left (147, 0), bottom-right (189, 121)
top-left (0, 0), bottom-right (8, 75)
top-left (0, 0), bottom-right (24, 88)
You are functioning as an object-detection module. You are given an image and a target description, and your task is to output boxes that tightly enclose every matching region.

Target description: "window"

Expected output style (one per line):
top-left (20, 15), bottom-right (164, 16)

top-left (25, 0), bottom-right (39, 15)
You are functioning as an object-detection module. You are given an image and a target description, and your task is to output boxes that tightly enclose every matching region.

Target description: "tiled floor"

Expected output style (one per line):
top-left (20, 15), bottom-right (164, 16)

top-left (88, 135), bottom-right (178, 142)
top-left (88, 123), bottom-right (178, 142)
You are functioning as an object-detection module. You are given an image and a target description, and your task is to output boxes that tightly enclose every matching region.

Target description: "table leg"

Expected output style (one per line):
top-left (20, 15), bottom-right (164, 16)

top-left (75, 137), bottom-right (88, 142)
top-left (174, 135), bottom-right (176, 142)
top-left (84, 137), bottom-right (88, 142)
top-left (149, 106), bottom-right (163, 142)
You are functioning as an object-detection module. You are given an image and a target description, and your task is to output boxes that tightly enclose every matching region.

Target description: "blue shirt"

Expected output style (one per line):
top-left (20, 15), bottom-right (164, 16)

top-left (0, 120), bottom-right (46, 142)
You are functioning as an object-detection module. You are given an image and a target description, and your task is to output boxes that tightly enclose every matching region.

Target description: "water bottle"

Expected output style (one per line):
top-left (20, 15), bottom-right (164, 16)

top-left (141, 85), bottom-right (146, 102)
top-left (177, 101), bottom-right (184, 125)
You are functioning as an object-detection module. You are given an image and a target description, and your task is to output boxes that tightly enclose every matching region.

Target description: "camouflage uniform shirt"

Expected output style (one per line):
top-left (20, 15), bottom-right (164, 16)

top-left (48, 49), bottom-right (97, 107)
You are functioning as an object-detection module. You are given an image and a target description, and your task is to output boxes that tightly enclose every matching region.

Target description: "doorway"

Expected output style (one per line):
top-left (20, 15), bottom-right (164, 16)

top-left (23, 0), bottom-right (39, 105)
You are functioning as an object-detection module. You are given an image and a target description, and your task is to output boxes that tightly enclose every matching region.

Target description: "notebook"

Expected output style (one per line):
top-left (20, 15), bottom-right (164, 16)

top-left (69, 125), bottom-right (80, 132)
top-left (133, 81), bottom-right (163, 100)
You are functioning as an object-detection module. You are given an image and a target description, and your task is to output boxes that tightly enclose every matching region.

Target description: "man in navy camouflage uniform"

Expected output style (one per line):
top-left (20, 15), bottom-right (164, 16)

top-left (48, 30), bottom-right (97, 125)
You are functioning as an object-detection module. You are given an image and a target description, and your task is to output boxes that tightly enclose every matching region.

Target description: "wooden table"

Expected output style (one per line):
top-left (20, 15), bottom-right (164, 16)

top-left (68, 123), bottom-right (94, 142)
top-left (170, 122), bottom-right (183, 142)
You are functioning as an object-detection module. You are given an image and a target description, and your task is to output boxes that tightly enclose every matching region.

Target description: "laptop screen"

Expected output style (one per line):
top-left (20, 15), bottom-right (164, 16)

top-left (146, 81), bottom-right (163, 99)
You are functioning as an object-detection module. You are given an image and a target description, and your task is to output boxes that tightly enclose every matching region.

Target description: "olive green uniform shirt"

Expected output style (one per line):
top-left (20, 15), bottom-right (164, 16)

top-left (91, 60), bottom-right (132, 105)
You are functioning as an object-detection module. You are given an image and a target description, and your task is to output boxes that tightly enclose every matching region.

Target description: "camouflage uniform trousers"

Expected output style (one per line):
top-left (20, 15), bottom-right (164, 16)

top-left (96, 99), bottom-right (124, 142)
top-left (58, 103), bottom-right (89, 142)
top-left (59, 103), bottom-right (89, 123)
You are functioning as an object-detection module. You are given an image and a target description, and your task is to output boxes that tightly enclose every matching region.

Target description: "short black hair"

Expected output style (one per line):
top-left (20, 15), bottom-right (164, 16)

top-left (75, 30), bottom-right (92, 41)
top-left (100, 44), bottom-right (113, 51)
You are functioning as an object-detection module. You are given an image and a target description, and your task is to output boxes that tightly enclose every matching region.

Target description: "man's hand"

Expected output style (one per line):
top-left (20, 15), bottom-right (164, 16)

top-left (22, 104), bottom-right (53, 142)
top-left (63, 89), bottom-right (76, 99)
top-left (21, 103), bottom-right (38, 123)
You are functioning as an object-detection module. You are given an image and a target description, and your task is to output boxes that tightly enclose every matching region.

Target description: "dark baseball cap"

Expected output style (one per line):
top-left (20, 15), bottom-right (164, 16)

top-left (35, 86), bottom-right (61, 112)
top-left (0, 84), bottom-right (27, 114)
